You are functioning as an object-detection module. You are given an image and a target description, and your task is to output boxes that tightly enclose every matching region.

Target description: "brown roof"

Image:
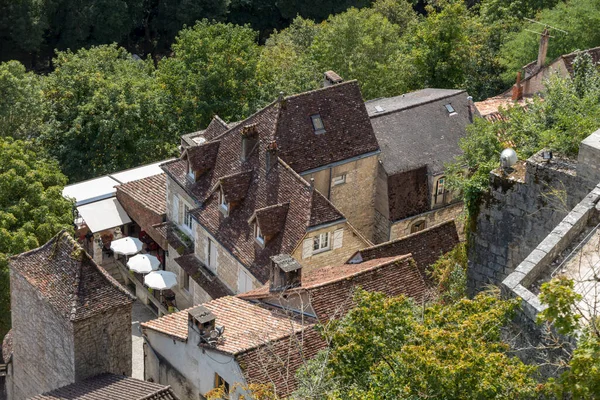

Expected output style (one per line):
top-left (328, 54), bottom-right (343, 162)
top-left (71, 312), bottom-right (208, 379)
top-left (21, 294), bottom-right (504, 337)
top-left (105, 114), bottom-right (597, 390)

top-left (349, 220), bottom-right (460, 280)
top-left (251, 203), bottom-right (289, 237)
top-left (29, 374), bottom-right (179, 400)
top-left (181, 116), bottom-right (230, 147)
top-left (275, 81), bottom-right (380, 173)
top-left (387, 167), bottom-right (429, 222)
top-left (174, 254), bottom-right (233, 298)
top-left (9, 231), bottom-right (134, 322)
top-left (239, 255), bottom-right (430, 321)
top-left (116, 173), bottom-right (166, 216)
top-left (237, 326), bottom-right (326, 399)
top-left (562, 46), bottom-right (600, 75)
top-left (142, 296), bottom-right (309, 354)
top-left (183, 141), bottom-right (220, 173)
top-left (162, 102), bottom-right (347, 283)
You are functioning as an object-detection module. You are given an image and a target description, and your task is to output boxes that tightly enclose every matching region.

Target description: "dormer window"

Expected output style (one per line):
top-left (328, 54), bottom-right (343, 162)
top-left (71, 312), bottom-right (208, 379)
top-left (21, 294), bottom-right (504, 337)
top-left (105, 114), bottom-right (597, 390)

top-left (254, 223), bottom-right (265, 246)
top-left (187, 162), bottom-right (195, 181)
top-left (219, 187), bottom-right (229, 213)
top-left (311, 114), bottom-right (325, 134)
top-left (445, 104), bottom-right (457, 116)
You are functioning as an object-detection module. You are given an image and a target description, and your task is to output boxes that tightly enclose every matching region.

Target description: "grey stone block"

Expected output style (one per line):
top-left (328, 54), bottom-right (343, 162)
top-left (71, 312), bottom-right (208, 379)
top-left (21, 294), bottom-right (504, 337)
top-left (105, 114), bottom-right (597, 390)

top-left (503, 271), bottom-right (525, 290)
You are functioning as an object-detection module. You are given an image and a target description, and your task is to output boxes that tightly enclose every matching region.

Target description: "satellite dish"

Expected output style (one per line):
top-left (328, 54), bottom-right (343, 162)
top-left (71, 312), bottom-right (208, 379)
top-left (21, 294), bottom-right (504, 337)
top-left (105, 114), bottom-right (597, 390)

top-left (500, 148), bottom-right (518, 169)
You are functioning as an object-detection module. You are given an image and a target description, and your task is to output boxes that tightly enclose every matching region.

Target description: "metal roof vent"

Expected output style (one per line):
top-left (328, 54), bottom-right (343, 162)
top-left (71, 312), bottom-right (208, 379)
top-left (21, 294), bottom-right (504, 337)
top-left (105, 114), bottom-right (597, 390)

top-left (500, 148), bottom-right (518, 170)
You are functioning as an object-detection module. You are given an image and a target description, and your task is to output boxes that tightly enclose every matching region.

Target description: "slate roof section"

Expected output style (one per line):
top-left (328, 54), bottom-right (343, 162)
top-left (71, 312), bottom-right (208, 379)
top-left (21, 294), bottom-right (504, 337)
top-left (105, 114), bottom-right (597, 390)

top-left (250, 203), bottom-right (290, 237)
top-left (9, 231), bottom-right (134, 322)
top-left (216, 170), bottom-right (253, 203)
top-left (174, 254), bottom-right (233, 299)
top-left (349, 220), bottom-right (460, 280)
top-left (274, 81), bottom-right (380, 173)
top-left (142, 296), bottom-right (309, 353)
top-left (367, 88), bottom-right (475, 175)
top-left (387, 166), bottom-right (429, 222)
top-left (116, 173), bottom-right (166, 216)
top-left (182, 141), bottom-right (220, 173)
top-left (29, 374), bottom-right (179, 400)
top-left (239, 254), bottom-right (430, 321)
top-left (163, 102), bottom-right (346, 283)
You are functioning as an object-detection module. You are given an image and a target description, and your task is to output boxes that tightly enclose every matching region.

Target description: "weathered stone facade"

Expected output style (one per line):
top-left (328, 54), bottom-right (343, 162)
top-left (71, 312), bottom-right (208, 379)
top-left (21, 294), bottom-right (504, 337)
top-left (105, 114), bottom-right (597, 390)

top-left (389, 202), bottom-right (464, 241)
top-left (468, 152), bottom-right (594, 295)
top-left (301, 154), bottom-right (379, 243)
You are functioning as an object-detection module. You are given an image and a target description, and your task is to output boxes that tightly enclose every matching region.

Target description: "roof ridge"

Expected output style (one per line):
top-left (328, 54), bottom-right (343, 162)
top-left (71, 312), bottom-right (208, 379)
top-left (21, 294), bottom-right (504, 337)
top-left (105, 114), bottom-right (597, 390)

top-left (282, 80), bottom-right (359, 101)
top-left (368, 89), bottom-right (467, 118)
top-left (210, 101), bottom-right (280, 143)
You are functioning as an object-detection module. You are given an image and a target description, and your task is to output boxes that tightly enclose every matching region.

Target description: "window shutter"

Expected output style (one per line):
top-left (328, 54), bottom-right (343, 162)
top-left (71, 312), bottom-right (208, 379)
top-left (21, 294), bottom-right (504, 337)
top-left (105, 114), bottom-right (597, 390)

top-left (302, 238), bottom-right (313, 259)
top-left (333, 229), bottom-right (344, 249)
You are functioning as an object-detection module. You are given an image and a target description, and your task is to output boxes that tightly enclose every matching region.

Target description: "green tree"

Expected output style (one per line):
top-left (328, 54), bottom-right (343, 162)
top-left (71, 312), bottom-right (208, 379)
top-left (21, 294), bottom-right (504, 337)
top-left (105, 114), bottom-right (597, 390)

top-left (538, 276), bottom-right (600, 399)
top-left (0, 61), bottom-right (44, 139)
top-left (276, 0), bottom-right (373, 22)
top-left (295, 289), bottom-right (542, 399)
top-left (158, 20), bottom-right (261, 132)
top-left (0, 137), bottom-right (73, 338)
top-left (41, 44), bottom-right (179, 182)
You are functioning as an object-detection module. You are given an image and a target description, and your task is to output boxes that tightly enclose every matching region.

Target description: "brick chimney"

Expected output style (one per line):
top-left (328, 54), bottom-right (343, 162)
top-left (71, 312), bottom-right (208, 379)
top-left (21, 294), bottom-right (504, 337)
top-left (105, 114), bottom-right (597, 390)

top-left (511, 71), bottom-right (523, 101)
top-left (241, 123), bottom-right (258, 161)
top-left (323, 70), bottom-right (343, 87)
top-left (537, 29), bottom-right (550, 70)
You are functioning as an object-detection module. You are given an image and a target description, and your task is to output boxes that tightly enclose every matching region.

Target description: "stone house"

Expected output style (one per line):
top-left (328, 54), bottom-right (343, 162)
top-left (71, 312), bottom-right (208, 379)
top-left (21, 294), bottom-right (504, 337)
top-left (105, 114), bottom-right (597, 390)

top-left (3, 231), bottom-right (135, 400)
top-left (142, 251), bottom-right (431, 399)
top-left (159, 81), bottom-right (378, 310)
top-left (365, 89), bottom-right (476, 242)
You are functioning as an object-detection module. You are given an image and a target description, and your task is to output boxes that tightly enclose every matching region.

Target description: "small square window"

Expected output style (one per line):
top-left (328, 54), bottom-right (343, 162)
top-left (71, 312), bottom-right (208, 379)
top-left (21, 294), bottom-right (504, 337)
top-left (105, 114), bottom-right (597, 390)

top-left (411, 220), bottom-right (426, 233)
top-left (254, 223), bottom-right (265, 245)
top-left (436, 177), bottom-right (445, 195)
top-left (311, 114), bottom-right (325, 133)
top-left (332, 174), bottom-right (346, 186)
top-left (313, 232), bottom-right (330, 253)
top-left (183, 271), bottom-right (190, 292)
top-left (214, 373), bottom-right (230, 394)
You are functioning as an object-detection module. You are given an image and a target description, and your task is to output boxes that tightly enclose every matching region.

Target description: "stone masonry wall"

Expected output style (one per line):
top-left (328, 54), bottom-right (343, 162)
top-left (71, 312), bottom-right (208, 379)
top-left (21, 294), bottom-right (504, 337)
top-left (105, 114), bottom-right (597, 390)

top-left (8, 271), bottom-right (76, 399)
top-left (390, 202), bottom-right (464, 241)
top-left (468, 153), bottom-right (593, 295)
top-left (73, 305), bottom-right (132, 380)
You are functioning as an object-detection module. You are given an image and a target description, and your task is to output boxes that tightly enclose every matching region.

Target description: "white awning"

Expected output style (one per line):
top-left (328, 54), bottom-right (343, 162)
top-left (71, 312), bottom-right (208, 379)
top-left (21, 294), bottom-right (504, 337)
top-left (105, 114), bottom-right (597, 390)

top-left (110, 159), bottom-right (174, 184)
top-left (63, 176), bottom-right (120, 206)
top-left (77, 198), bottom-right (132, 233)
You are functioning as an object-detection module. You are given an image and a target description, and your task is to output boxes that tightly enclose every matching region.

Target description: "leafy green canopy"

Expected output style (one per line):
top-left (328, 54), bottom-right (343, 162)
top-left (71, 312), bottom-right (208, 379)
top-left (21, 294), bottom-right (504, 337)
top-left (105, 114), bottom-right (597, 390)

top-left (41, 44), bottom-right (179, 182)
top-left (0, 61), bottom-right (44, 139)
top-left (295, 289), bottom-right (541, 399)
top-left (446, 53), bottom-right (600, 217)
top-left (0, 137), bottom-right (73, 338)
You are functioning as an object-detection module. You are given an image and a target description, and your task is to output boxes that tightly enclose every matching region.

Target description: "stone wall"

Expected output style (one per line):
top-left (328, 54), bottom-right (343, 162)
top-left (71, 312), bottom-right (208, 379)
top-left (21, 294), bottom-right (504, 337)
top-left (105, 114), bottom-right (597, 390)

top-left (390, 202), bottom-right (464, 241)
top-left (302, 155), bottom-right (379, 243)
top-left (293, 222), bottom-right (369, 274)
top-left (73, 306), bottom-right (132, 380)
top-left (468, 152), bottom-right (594, 295)
top-left (577, 129), bottom-right (600, 186)
top-left (8, 271), bottom-right (76, 399)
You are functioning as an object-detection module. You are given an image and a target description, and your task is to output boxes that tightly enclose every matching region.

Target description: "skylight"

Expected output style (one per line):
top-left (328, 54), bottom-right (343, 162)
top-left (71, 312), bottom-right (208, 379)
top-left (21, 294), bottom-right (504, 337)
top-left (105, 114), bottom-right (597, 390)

top-left (311, 114), bottom-right (325, 134)
top-left (445, 104), bottom-right (456, 114)
top-left (375, 105), bottom-right (385, 113)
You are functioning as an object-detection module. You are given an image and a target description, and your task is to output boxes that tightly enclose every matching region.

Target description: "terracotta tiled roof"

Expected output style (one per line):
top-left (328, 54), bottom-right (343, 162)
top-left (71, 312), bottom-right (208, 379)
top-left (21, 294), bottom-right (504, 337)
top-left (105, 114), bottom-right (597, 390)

top-left (239, 255), bottom-right (430, 321)
top-left (275, 81), bottom-right (380, 173)
top-left (162, 102), bottom-right (346, 283)
top-left (9, 231), bottom-right (134, 322)
top-left (29, 373), bottom-right (179, 400)
top-left (116, 173), bottom-right (166, 216)
top-left (174, 254), bottom-right (233, 299)
top-left (350, 220), bottom-right (460, 280)
top-left (142, 296), bottom-right (309, 354)
top-left (237, 326), bottom-right (327, 399)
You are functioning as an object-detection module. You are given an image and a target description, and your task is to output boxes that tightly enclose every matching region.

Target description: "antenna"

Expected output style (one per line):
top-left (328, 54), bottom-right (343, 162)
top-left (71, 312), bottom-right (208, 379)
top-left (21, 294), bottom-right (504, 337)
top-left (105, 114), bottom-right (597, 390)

top-left (523, 18), bottom-right (568, 34)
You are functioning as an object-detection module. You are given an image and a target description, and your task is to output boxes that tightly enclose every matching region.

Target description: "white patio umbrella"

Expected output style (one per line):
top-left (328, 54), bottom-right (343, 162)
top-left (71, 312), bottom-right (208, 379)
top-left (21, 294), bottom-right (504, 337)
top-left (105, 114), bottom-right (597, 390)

top-left (110, 236), bottom-right (143, 256)
top-left (127, 253), bottom-right (160, 274)
top-left (144, 270), bottom-right (177, 290)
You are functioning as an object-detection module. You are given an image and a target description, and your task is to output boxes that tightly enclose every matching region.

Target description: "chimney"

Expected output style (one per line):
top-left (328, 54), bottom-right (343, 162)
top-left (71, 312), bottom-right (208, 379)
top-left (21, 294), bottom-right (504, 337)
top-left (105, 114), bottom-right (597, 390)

top-left (241, 123), bottom-right (258, 161)
top-left (323, 70), bottom-right (343, 87)
top-left (467, 96), bottom-right (474, 123)
top-left (188, 305), bottom-right (216, 336)
top-left (269, 254), bottom-right (302, 292)
top-left (511, 71), bottom-right (523, 101)
top-left (266, 141), bottom-right (278, 172)
top-left (537, 28), bottom-right (550, 70)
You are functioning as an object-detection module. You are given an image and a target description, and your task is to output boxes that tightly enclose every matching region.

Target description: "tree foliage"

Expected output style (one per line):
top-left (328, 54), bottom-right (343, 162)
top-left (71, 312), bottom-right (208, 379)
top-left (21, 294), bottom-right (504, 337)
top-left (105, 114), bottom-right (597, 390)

top-left (295, 289), bottom-right (542, 399)
top-left (40, 44), bottom-right (179, 182)
top-left (0, 137), bottom-right (73, 338)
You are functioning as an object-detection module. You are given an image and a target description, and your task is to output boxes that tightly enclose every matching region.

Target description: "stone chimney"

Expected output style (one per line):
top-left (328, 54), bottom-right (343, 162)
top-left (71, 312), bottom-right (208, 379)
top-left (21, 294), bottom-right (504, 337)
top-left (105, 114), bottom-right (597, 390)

top-left (537, 29), bottom-right (550, 70)
top-left (323, 70), bottom-right (343, 87)
top-left (266, 141), bottom-right (278, 172)
top-left (241, 123), bottom-right (259, 161)
top-left (269, 254), bottom-right (302, 292)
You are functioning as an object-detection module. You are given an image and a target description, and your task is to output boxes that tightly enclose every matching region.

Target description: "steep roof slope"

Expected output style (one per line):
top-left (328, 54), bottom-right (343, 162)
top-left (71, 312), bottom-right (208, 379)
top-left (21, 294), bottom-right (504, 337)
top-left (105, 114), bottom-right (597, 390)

top-left (9, 231), bottom-right (134, 322)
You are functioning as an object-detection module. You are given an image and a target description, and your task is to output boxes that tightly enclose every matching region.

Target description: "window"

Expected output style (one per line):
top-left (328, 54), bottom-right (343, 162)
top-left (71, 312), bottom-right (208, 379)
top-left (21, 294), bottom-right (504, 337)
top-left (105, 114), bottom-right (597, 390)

top-left (411, 220), bottom-right (426, 233)
top-left (184, 205), bottom-right (193, 230)
top-left (332, 174), bottom-right (346, 186)
top-left (311, 114), bottom-right (325, 133)
top-left (313, 232), bottom-right (330, 253)
top-left (218, 187), bottom-right (228, 211)
top-left (254, 223), bottom-right (264, 245)
top-left (187, 163), bottom-right (195, 181)
top-left (436, 177), bottom-right (445, 195)
top-left (445, 104), bottom-right (457, 115)
top-left (214, 373), bottom-right (230, 394)
top-left (183, 271), bottom-right (190, 292)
